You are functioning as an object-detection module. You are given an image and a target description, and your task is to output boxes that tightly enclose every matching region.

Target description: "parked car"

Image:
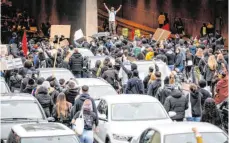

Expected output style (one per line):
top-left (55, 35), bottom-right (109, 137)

top-left (0, 77), bottom-right (10, 94)
top-left (94, 95), bottom-right (174, 143)
top-left (38, 68), bottom-right (75, 81)
top-left (75, 78), bottom-right (118, 99)
top-left (77, 48), bottom-right (94, 57)
top-left (1, 93), bottom-right (48, 142)
top-left (7, 123), bottom-right (80, 143)
top-left (131, 122), bottom-right (228, 143)
top-left (123, 60), bottom-right (171, 83)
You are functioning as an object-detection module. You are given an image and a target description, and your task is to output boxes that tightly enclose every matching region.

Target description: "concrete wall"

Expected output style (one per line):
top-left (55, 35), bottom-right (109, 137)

top-left (98, 0), bottom-right (228, 41)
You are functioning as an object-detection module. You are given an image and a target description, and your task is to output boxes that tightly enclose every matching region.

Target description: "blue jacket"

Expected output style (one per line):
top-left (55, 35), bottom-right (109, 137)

top-left (125, 77), bottom-right (144, 94)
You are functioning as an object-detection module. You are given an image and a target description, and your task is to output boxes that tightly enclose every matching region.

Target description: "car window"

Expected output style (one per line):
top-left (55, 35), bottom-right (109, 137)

top-left (164, 132), bottom-right (228, 143)
top-left (1, 81), bottom-right (9, 94)
top-left (7, 130), bottom-right (20, 143)
top-left (97, 100), bottom-right (108, 118)
top-left (139, 129), bottom-right (155, 143)
top-left (21, 135), bottom-right (80, 143)
top-left (1, 101), bottom-right (44, 119)
top-left (150, 132), bottom-right (161, 143)
top-left (111, 102), bottom-right (168, 121)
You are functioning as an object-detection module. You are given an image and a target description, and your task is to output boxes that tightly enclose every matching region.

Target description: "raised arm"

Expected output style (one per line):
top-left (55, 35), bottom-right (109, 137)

top-left (116, 5), bottom-right (122, 13)
top-left (104, 3), bottom-right (110, 12)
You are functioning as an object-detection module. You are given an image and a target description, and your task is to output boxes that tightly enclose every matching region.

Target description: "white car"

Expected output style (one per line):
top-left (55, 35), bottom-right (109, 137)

top-left (75, 78), bottom-right (118, 99)
top-left (77, 48), bottom-right (94, 57)
top-left (94, 95), bottom-right (174, 143)
top-left (131, 122), bottom-right (228, 143)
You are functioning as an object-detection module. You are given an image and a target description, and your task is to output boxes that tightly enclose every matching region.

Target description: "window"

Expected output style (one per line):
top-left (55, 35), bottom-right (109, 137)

top-left (139, 129), bottom-right (155, 143)
top-left (97, 100), bottom-right (108, 118)
top-left (150, 132), bottom-right (161, 143)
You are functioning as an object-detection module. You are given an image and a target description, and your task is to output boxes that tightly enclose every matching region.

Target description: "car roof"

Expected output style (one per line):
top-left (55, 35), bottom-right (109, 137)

top-left (0, 93), bottom-right (37, 101)
top-left (38, 68), bottom-right (71, 72)
top-left (101, 95), bottom-right (160, 104)
top-left (12, 123), bottom-right (75, 137)
top-left (76, 78), bottom-right (110, 86)
top-left (150, 122), bottom-right (224, 135)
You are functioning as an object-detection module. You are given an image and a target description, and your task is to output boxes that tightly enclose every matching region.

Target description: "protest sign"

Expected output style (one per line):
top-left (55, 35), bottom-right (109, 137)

top-left (74, 29), bottom-right (84, 41)
top-left (0, 45), bottom-right (8, 57)
top-left (0, 58), bottom-right (23, 70)
top-left (122, 28), bottom-right (128, 37)
top-left (50, 25), bottom-right (71, 38)
top-left (134, 29), bottom-right (141, 37)
top-left (153, 28), bottom-right (171, 42)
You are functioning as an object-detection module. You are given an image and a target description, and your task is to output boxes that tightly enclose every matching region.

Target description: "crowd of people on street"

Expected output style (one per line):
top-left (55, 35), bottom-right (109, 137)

top-left (1, 3), bottom-right (228, 143)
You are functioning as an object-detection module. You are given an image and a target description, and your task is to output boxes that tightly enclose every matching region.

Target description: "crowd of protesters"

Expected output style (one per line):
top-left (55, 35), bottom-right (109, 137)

top-left (1, 3), bottom-right (228, 143)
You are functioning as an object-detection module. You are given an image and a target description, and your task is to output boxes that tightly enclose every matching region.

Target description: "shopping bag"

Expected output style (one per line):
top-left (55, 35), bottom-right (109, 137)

top-left (185, 93), bottom-right (192, 118)
top-left (73, 110), bottom-right (84, 135)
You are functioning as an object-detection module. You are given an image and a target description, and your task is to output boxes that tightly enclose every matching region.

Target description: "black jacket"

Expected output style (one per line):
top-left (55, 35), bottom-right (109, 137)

top-left (157, 84), bottom-right (175, 105)
top-left (147, 79), bottom-right (161, 97)
top-left (198, 88), bottom-right (211, 107)
top-left (64, 88), bottom-right (79, 105)
top-left (190, 91), bottom-right (202, 117)
top-left (164, 90), bottom-right (188, 120)
top-left (102, 68), bottom-right (119, 87)
top-left (69, 53), bottom-right (84, 72)
top-left (175, 53), bottom-right (183, 67)
top-left (35, 86), bottom-right (54, 117)
top-left (143, 74), bottom-right (151, 92)
top-left (125, 77), bottom-right (144, 94)
top-left (71, 93), bottom-right (98, 126)
top-left (165, 50), bottom-right (175, 65)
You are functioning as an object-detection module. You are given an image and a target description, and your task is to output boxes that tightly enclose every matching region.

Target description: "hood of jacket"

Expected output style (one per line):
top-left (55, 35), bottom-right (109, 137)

top-left (65, 88), bottom-right (79, 95)
top-left (79, 93), bottom-right (91, 102)
top-left (171, 89), bottom-right (182, 98)
top-left (131, 63), bottom-right (137, 71)
top-left (217, 77), bottom-right (228, 88)
top-left (72, 53), bottom-right (82, 58)
top-left (164, 84), bottom-right (175, 91)
top-left (37, 86), bottom-right (48, 94)
top-left (190, 91), bottom-right (200, 99)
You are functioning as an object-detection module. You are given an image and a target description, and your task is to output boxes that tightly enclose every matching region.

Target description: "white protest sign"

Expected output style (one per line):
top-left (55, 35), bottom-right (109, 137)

top-left (74, 29), bottom-right (84, 41)
top-left (0, 45), bottom-right (8, 57)
top-left (0, 58), bottom-right (23, 70)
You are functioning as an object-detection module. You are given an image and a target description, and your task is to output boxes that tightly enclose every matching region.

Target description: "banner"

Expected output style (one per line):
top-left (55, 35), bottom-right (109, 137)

top-left (134, 29), bottom-right (141, 37)
top-left (0, 58), bottom-right (23, 70)
top-left (74, 29), bottom-right (84, 41)
top-left (153, 28), bottom-right (171, 42)
top-left (50, 25), bottom-right (71, 38)
top-left (122, 28), bottom-right (128, 37)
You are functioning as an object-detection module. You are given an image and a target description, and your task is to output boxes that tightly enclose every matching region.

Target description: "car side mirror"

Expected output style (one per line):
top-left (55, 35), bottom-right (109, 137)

top-left (99, 114), bottom-right (108, 122)
top-left (47, 117), bottom-right (55, 122)
top-left (168, 111), bottom-right (176, 118)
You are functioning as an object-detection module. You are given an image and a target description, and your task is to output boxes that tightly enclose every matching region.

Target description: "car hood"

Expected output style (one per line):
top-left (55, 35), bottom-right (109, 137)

top-left (1, 120), bottom-right (48, 139)
top-left (110, 119), bottom-right (172, 137)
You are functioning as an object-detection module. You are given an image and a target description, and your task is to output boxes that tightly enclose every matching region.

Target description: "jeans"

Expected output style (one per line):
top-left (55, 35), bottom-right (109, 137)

top-left (186, 117), bottom-right (201, 122)
top-left (80, 130), bottom-right (93, 143)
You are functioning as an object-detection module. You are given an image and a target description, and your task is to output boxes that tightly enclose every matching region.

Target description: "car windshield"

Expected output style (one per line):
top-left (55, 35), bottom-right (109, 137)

top-left (39, 71), bottom-right (74, 81)
top-left (0, 81), bottom-right (9, 94)
top-left (112, 102), bottom-right (168, 121)
top-left (164, 132), bottom-right (228, 143)
top-left (88, 85), bottom-right (117, 99)
top-left (78, 49), bottom-right (94, 57)
top-left (21, 135), bottom-right (80, 143)
top-left (1, 101), bottom-right (44, 119)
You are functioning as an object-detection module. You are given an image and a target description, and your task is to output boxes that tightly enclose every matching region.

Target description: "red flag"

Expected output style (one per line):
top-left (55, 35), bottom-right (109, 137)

top-left (162, 23), bottom-right (170, 31)
top-left (22, 31), bottom-right (28, 57)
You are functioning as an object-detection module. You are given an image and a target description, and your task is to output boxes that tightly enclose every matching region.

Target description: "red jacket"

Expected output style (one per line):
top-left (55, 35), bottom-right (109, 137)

top-left (215, 77), bottom-right (228, 104)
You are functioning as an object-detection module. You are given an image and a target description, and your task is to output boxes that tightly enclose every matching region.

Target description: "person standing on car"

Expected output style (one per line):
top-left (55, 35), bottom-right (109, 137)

top-left (186, 84), bottom-right (202, 122)
top-left (125, 70), bottom-right (144, 94)
top-left (71, 85), bottom-right (98, 123)
top-left (53, 93), bottom-right (72, 127)
top-left (102, 62), bottom-right (119, 90)
top-left (104, 3), bottom-right (122, 35)
top-left (35, 86), bottom-right (54, 117)
top-left (69, 48), bottom-right (84, 78)
top-left (72, 99), bottom-right (98, 143)
top-left (164, 89), bottom-right (188, 121)
top-left (147, 72), bottom-right (162, 97)
top-left (201, 98), bottom-right (222, 127)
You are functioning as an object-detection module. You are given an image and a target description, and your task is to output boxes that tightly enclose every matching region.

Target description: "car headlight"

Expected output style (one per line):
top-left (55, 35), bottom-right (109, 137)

top-left (113, 134), bottom-right (133, 142)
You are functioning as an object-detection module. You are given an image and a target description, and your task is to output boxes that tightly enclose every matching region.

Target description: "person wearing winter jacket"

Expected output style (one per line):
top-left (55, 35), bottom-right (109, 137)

top-left (143, 66), bottom-right (154, 93)
top-left (64, 80), bottom-right (79, 105)
top-left (69, 49), bottom-right (84, 78)
top-left (147, 72), bottom-right (162, 97)
top-left (174, 48), bottom-right (184, 72)
top-left (18, 61), bottom-right (36, 77)
top-left (201, 98), bottom-right (222, 127)
top-left (71, 86), bottom-right (98, 121)
top-left (215, 71), bottom-right (228, 104)
top-left (125, 70), bottom-right (144, 94)
top-left (157, 76), bottom-right (175, 105)
top-left (35, 86), bottom-right (54, 117)
top-left (9, 70), bottom-right (23, 92)
top-left (164, 89), bottom-right (188, 121)
top-left (204, 55), bottom-right (218, 87)
top-left (165, 47), bottom-right (176, 71)
top-left (187, 84), bottom-right (202, 122)
top-left (102, 62), bottom-right (119, 89)
top-left (72, 99), bottom-right (98, 143)
top-left (91, 60), bottom-right (101, 78)
top-left (198, 80), bottom-right (212, 107)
